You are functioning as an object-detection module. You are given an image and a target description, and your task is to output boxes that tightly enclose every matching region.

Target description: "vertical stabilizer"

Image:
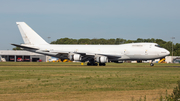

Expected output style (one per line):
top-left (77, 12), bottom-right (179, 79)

top-left (16, 22), bottom-right (49, 45)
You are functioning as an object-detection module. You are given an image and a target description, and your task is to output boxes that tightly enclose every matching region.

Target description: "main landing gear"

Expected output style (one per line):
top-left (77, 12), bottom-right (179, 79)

top-left (99, 63), bottom-right (106, 66)
top-left (87, 62), bottom-right (98, 66)
top-left (87, 62), bottom-right (106, 66)
top-left (87, 59), bottom-right (106, 66)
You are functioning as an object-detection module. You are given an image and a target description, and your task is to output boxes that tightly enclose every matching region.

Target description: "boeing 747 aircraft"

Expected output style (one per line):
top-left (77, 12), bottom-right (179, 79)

top-left (12, 22), bottom-right (170, 66)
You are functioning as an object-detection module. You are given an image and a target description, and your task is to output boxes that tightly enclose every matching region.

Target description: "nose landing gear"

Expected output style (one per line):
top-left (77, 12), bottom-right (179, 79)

top-left (150, 63), bottom-right (154, 66)
top-left (150, 60), bottom-right (155, 66)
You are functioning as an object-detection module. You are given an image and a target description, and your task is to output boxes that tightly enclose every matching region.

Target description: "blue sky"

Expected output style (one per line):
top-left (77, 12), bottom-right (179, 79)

top-left (0, 0), bottom-right (180, 49)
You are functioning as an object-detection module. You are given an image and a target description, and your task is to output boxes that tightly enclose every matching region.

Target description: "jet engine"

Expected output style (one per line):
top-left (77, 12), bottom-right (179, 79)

top-left (68, 54), bottom-right (82, 61)
top-left (95, 56), bottom-right (108, 63)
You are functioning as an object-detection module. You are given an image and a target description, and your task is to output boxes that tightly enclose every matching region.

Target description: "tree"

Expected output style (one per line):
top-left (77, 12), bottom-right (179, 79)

top-left (78, 39), bottom-right (90, 44)
top-left (136, 38), bottom-right (144, 42)
top-left (13, 47), bottom-right (22, 50)
top-left (107, 39), bottom-right (116, 44)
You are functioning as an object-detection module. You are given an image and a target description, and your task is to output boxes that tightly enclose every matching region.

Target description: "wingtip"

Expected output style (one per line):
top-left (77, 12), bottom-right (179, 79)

top-left (16, 22), bottom-right (25, 25)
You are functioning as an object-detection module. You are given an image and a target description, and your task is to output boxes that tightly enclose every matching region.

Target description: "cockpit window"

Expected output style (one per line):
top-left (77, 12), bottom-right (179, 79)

top-left (155, 45), bottom-right (162, 48)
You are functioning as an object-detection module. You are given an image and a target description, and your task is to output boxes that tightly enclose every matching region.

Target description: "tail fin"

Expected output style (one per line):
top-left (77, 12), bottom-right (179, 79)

top-left (16, 22), bottom-right (49, 45)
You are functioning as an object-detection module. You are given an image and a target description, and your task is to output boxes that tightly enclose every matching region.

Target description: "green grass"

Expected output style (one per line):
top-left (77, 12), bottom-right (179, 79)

top-left (0, 62), bottom-right (180, 100)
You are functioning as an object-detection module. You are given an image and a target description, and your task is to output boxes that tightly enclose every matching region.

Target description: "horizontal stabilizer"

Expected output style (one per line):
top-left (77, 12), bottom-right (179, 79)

top-left (11, 44), bottom-right (39, 50)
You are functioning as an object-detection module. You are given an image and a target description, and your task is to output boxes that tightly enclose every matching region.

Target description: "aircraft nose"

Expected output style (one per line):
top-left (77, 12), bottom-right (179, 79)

top-left (161, 49), bottom-right (170, 56)
top-left (167, 50), bottom-right (170, 55)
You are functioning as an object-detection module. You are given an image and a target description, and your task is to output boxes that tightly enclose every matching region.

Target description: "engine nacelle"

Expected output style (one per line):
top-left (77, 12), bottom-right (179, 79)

top-left (95, 56), bottom-right (108, 63)
top-left (68, 54), bottom-right (82, 61)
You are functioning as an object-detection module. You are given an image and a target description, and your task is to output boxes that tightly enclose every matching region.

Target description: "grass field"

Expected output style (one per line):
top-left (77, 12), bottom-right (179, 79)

top-left (0, 62), bottom-right (180, 101)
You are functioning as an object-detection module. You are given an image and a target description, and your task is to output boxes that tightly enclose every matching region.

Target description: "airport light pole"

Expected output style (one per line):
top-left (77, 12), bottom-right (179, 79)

top-left (172, 37), bottom-right (175, 63)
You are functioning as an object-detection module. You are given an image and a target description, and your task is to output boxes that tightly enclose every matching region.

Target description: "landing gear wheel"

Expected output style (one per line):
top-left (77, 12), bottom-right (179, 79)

top-left (87, 62), bottom-right (90, 66)
top-left (150, 63), bottom-right (154, 66)
top-left (87, 62), bottom-right (98, 66)
top-left (99, 63), bottom-right (106, 66)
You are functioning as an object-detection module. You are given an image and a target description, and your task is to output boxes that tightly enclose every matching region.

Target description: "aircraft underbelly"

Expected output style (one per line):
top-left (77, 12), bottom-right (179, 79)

top-left (126, 54), bottom-right (161, 60)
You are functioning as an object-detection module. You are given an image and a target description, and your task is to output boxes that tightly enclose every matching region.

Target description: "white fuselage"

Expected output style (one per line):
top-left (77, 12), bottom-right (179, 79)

top-left (29, 42), bottom-right (170, 61)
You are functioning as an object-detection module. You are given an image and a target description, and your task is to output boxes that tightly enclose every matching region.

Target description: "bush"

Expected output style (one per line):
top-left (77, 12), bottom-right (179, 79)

top-left (165, 80), bottom-right (180, 101)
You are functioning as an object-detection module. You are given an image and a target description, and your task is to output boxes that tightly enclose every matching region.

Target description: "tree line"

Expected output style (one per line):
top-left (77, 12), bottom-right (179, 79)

top-left (51, 38), bottom-right (180, 56)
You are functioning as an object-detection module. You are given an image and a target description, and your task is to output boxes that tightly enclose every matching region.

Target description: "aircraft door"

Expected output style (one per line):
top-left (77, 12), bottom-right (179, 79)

top-left (124, 49), bottom-right (129, 55)
top-left (145, 50), bottom-right (148, 55)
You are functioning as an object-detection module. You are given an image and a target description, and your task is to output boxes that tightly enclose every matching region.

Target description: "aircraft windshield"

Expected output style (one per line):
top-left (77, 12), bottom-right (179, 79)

top-left (155, 44), bottom-right (162, 48)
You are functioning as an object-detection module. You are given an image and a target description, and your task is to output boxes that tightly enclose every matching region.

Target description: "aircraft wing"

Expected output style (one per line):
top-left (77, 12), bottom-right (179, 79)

top-left (12, 44), bottom-right (121, 61)
top-left (74, 52), bottom-right (121, 62)
top-left (50, 50), bottom-right (121, 59)
top-left (74, 52), bottom-right (121, 58)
